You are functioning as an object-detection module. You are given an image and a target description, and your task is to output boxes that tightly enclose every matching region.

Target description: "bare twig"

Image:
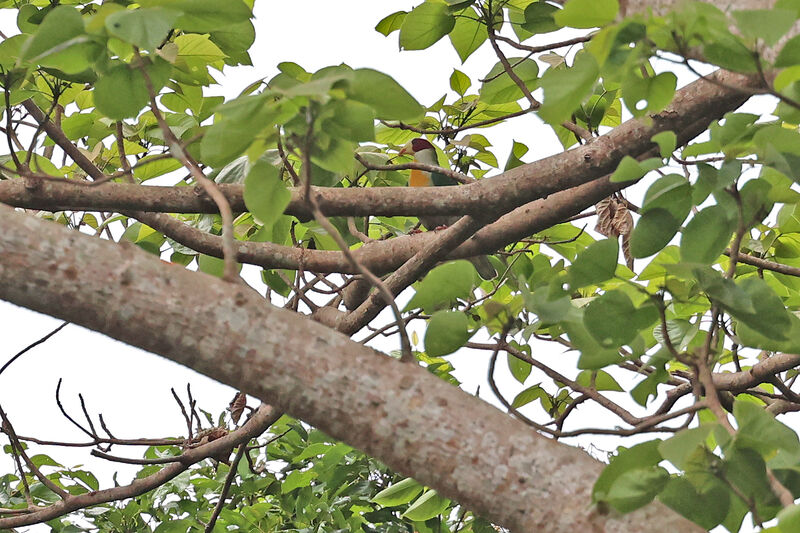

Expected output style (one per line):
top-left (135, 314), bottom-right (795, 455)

top-left (378, 105), bottom-right (536, 136)
top-left (492, 33), bottom-right (592, 54)
top-left (354, 153), bottom-right (475, 184)
top-left (0, 322), bottom-right (68, 378)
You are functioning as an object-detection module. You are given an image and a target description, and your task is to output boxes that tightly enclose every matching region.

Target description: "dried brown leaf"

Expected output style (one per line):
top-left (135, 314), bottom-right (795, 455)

top-left (229, 391), bottom-right (247, 424)
top-left (595, 197), bottom-right (615, 237)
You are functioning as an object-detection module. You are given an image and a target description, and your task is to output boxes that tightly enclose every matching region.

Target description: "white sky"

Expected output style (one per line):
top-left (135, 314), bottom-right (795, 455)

top-left (0, 2), bottom-right (786, 532)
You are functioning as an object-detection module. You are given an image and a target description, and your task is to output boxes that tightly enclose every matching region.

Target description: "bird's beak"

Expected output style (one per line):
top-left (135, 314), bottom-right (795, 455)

top-left (399, 141), bottom-right (413, 156)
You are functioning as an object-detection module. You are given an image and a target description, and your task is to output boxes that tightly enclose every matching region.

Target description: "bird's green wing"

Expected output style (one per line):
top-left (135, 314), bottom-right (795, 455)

top-left (431, 171), bottom-right (458, 186)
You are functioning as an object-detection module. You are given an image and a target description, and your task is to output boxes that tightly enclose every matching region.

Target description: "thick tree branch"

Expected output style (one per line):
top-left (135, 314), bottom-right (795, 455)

top-left (3, 71), bottom-right (755, 221)
top-left (0, 205), bottom-right (702, 532)
top-left (120, 176), bottom-right (622, 276)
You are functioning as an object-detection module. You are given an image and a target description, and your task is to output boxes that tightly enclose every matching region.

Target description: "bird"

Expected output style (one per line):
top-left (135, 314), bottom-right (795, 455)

top-left (399, 137), bottom-right (497, 280)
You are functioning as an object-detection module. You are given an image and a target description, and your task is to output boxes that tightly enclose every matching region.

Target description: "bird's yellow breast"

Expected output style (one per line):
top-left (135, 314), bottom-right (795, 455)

top-left (409, 169), bottom-right (432, 187)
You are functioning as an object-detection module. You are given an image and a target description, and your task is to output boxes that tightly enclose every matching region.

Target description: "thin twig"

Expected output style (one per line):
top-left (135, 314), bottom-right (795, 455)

top-left (378, 105), bottom-right (535, 136)
top-left (204, 442), bottom-right (248, 532)
top-left (354, 152), bottom-right (475, 184)
top-left (55, 379), bottom-right (95, 439)
top-left (492, 33), bottom-right (592, 54)
top-left (0, 322), bottom-right (68, 378)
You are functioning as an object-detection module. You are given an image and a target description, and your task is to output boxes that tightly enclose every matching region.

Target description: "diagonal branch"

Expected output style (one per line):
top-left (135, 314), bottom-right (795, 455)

top-left (0, 204), bottom-right (703, 532)
top-left (0, 404), bottom-right (279, 529)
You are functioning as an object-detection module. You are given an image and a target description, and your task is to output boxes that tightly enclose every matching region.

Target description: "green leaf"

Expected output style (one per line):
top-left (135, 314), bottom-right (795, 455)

top-left (658, 426), bottom-right (714, 470)
top-left (630, 208), bottom-right (681, 258)
top-left (734, 399), bottom-right (800, 457)
top-left (710, 112), bottom-right (759, 147)
top-left (511, 385), bottom-right (549, 409)
top-left (21, 6), bottom-right (83, 57)
top-left (164, 0), bottom-right (252, 33)
top-left (449, 69), bottom-right (471, 95)
top-left (522, 2), bottom-right (561, 34)
top-left (507, 353), bottom-right (532, 384)
top-left (652, 319), bottom-right (698, 352)
top-left (154, 519), bottom-right (194, 533)
top-left (630, 174), bottom-right (692, 257)
top-left (405, 260), bottom-right (477, 313)
top-left (508, 5), bottom-right (535, 42)
top-left (609, 156), bottom-right (662, 183)
top-left (575, 370), bottom-right (623, 391)
top-left (399, 2), bottom-right (455, 50)
top-left (402, 490), bottom-right (450, 521)
top-left (524, 284), bottom-right (572, 323)
top-left (504, 140), bottom-right (528, 170)
top-left (244, 160), bottom-right (291, 232)
top-left (680, 205), bottom-right (735, 264)
top-left (577, 349), bottom-right (621, 370)
top-left (480, 58), bottom-right (539, 104)
top-left (311, 135), bottom-right (357, 176)
top-left (583, 290), bottom-right (658, 347)
top-left (562, 320), bottom-right (621, 369)
top-left (776, 34), bottom-right (800, 68)
top-left (693, 161), bottom-right (740, 204)
top-left (538, 52), bottom-right (599, 125)
top-left (173, 32), bottom-right (226, 83)
top-left (703, 35), bottom-right (758, 72)
top-left (348, 69), bottom-right (425, 121)
top-left (198, 254), bottom-right (236, 277)
top-left (658, 477), bottom-right (730, 530)
top-left (778, 504), bottom-right (800, 533)
top-left (568, 238), bottom-right (619, 288)
top-left (261, 269), bottom-right (293, 297)
top-left (622, 71), bottom-right (677, 117)
top-left (651, 131), bottom-right (677, 158)
top-left (281, 469), bottom-right (316, 493)
top-left (604, 467), bottom-right (669, 512)
top-left (554, 0), bottom-right (618, 28)
top-left (30, 454), bottom-right (63, 468)
top-left (593, 440), bottom-right (662, 501)
top-left (105, 8), bottom-right (178, 51)
top-left (448, 7), bottom-right (486, 62)
top-left (692, 267), bottom-right (755, 314)
top-left (732, 277), bottom-right (792, 340)
top-left (737, 311), bottom-right (800, 353)
top-left (210, 19), bottom-right (255, 66)
top-left (375, 10), bottom-right (407, 36)
top-left (200, 94), bottom-right (280, 167)
top-left (424, 310), bottom-right (471, 357)
top-left (94, 60), bottom-right (170, 120)
top-left (631, 366), bottom-right (669, 406)
top-left (372, 478), bottom-right (424, 506)
top-left (322, 99), bottom-right (375, 142)
top-left (724, 447), bottom-right (772, 504)
top-left (134, 155), bottom-right (183, 181)
top-left (20, 6), bottom-right (95, 74)
top-left (732, 9), bottom-right (796, 46)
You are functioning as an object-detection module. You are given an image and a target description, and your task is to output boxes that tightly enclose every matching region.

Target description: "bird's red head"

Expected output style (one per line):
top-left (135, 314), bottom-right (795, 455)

top-left (399, 138), bottom-right (435, 155)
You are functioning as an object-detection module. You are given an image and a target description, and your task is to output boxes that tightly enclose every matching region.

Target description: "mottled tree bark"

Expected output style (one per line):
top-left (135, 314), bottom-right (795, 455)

top-left (0, 205), bottom-right (702, 532)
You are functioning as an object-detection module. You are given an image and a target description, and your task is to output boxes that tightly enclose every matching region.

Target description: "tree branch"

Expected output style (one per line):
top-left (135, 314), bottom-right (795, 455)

top-left (0, 205), bottom-right (702, 532)
top-left (0, 404), bottom-right (279, 529)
